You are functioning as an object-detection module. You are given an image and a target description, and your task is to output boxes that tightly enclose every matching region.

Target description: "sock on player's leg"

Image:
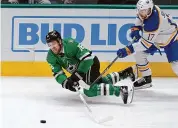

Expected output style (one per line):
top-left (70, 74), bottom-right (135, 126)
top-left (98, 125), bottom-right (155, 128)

top-left (83, 83), bottom-right (120, 97)
top-left (101, 67), bottom-right (135, 85)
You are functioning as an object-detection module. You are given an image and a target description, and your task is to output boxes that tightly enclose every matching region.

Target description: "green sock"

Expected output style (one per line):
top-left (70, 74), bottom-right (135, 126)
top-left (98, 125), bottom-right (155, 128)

top-left (101, 69), bottom-right (131, 84)
top-left (83, 83), bottom-right (120, 97)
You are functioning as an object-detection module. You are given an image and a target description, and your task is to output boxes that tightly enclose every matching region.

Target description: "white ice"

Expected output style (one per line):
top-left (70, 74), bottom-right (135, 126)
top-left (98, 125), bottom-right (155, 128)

top-left (0, 77), bottom-right (178, 128)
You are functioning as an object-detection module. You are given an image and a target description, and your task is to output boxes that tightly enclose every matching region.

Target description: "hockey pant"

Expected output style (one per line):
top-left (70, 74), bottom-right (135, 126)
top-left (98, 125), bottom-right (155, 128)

top-left (134, 39), bottom-right (178, 77)
top-left (134, 51), bottom-right (152, 77)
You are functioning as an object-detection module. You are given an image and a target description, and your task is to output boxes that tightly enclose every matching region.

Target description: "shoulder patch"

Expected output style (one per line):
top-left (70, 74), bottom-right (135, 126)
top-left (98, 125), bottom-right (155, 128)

top-left (68, 39), bottom-right (74, 43)
top-left (143, 6), bottom-right (160, 32)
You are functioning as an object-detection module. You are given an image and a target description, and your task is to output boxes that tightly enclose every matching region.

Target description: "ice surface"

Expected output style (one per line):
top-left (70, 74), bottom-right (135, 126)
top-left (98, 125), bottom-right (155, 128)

top-left (0, 77), bottom-right (178, 128)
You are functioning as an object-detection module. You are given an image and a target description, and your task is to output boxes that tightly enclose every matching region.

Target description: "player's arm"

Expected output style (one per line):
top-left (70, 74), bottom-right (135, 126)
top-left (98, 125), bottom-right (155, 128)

top-left (117, 14), bottom-right (161, 58)
top-left (130, 16), bottom-right (143, 42)
top-left (47, 55), bottom-right (78, 92)
top-left (66, 38), bottom-right (94, 82)
top-left (133, 31), bottom-right (159, 51)
top-left (117, 31), bottom-right (160, 58)
top-left (75, 43), bottom-right (94, 73)
top-left (47, 55), bottom-right (67, 84)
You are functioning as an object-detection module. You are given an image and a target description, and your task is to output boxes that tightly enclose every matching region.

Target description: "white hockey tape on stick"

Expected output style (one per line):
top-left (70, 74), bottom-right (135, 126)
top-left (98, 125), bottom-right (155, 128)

top-left (78, 80), bottom-right (90, 90)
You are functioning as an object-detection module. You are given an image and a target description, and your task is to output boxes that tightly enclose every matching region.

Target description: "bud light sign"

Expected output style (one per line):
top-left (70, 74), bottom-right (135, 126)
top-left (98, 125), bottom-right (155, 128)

top-left (12, 16), bottom-right (136, 52)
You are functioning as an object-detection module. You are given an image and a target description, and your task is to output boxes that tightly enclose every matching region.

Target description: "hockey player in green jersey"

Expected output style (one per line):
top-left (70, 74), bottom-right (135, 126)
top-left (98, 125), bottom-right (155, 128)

top-left (46, 30), bottom-right (135, 104)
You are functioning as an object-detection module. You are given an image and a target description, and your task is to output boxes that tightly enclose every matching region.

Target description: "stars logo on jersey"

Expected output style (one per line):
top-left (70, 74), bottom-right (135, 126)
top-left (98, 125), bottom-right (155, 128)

top-left (67, 63), bottom-right (77, 73)
top-left (60, 56), bottom-right (78, 73)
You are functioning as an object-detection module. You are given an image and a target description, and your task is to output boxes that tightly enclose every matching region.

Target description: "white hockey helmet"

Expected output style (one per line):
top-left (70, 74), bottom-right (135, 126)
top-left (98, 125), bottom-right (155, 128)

top-left (136, 0), bottom-right (154, 19)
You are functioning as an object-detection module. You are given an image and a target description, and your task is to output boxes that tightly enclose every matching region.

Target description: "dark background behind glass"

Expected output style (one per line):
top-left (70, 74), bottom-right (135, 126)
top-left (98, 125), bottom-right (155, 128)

top-left (54, 0), bottom-right (178, 5)
top-left (1, 0), bottom-right (178, 5)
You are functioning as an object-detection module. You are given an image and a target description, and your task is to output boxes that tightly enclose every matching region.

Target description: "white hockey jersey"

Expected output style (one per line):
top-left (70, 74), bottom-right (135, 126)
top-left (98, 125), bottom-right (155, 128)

top-left (133, 5), bottom-right (178, 51)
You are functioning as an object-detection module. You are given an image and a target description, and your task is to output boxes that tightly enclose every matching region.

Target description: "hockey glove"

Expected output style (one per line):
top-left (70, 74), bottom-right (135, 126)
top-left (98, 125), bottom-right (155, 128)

top-left (117, 45), bottom-right (135, 58)
top-left (62, 78), bottom-right (79, 92)
top-left (130, 26), bottom-right (142, 43)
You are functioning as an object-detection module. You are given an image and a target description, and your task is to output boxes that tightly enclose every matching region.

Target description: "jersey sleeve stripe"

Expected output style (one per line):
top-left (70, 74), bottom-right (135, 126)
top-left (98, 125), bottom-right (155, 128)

top-left (79, 52), bottom-right (90, 60)
top-left (83, 55), bottom-right (95, 61)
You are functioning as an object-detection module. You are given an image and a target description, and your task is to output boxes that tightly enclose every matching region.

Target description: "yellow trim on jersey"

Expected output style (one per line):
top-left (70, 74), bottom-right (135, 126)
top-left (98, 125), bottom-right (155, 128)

top-left (158, 30), bottom-right (178, 47)
top-left (143, 5), bottom-right (161, 33)
top-left (141, 39), bottom-right (152, 49)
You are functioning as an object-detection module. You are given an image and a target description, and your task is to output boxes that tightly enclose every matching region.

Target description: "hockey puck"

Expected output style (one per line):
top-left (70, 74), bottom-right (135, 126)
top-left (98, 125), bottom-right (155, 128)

top-left (40, 120), bottom-right (46, 123)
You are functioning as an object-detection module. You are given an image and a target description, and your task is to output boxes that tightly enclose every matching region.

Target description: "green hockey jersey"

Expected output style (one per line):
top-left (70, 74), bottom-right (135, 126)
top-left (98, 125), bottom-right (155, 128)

top-left (46, 38), bottom-right (94, 84)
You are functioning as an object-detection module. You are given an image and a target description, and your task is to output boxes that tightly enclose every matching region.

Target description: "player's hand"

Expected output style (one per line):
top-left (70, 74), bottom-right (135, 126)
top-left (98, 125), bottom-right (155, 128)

top-left (117, 45), bottom-right (134, 58)
top-left (117, 48), bottom-right (128, 58)
top-left (130, 26), bottom-right (142, 43)
top-left (62, 78), bottom-right (80, 92)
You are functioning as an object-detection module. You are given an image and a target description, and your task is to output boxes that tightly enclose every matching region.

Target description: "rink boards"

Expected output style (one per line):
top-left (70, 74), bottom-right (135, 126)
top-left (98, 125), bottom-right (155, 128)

top-left (1, 5), bottom-right (178, 76)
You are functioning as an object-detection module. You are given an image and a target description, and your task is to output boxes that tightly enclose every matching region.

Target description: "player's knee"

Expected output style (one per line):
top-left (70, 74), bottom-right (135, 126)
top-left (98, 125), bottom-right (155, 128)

top-left (171, 62), bottom-right (178, 76)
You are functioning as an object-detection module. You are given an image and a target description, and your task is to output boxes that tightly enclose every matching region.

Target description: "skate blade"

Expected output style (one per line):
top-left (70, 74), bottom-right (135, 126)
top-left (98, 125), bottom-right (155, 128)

top-left (121, 85), bottom-right (134, 104)
top-left (134, 83), bottom-right (153, 90)
top-left (127, 85), bottom-right (134, 104)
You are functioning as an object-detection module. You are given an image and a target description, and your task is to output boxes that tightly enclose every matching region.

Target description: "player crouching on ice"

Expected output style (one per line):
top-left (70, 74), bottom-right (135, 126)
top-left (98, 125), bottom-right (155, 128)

top-left (117, 0), bottom-right (178, 90)
top-left (46, 30), bottom-right (135, 104)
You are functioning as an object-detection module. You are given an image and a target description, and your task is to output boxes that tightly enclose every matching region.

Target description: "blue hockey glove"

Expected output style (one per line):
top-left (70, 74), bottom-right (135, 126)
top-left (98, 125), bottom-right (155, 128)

top-left (130, 26), bottom-right (142, 43)
top-left (117, 45), bottom-right (135, 58)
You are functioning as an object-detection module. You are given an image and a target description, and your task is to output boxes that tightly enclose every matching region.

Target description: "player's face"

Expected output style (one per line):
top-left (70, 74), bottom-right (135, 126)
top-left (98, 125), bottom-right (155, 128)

top-left (138, 8), bottom-right (151, 19)
top-left (48, 40), bottom-right (61, 54)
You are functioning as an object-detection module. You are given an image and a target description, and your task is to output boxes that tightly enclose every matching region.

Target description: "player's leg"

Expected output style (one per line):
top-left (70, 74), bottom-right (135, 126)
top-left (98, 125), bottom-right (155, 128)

top-left (134, 51), bottom-right (153, 89)
top-left (171, 62), bottom-right (178, 76)
top-left (83, 56), bottom-right (133, 104)
top-left (101, 66), bottom-right (136, 85)
top-left (84, 56), bottom-right (135, 84)
top-left (83, 83), bottom-right (120, 97)
top-left (83, 83), bottom-right (131, 104)
top-left (164, 39), bottom-right (178, 76)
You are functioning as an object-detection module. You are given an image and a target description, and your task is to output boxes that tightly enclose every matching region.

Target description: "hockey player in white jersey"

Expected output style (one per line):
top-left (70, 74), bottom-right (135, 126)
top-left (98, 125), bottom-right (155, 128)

top-left (117, 0), bottom-right (178, 89)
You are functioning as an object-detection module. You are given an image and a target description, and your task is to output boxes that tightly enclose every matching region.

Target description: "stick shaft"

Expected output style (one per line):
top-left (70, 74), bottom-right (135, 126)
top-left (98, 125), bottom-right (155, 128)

top-left (91, 56), bottom-right (119, 86)
top-left (75, 87), bottom-right (113, 124)
top-left (91, 38), bottom-right (136, 86)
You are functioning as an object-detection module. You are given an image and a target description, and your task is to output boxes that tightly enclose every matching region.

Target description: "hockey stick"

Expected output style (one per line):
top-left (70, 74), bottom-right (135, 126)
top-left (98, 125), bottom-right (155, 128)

top-left (76, 56), bottom-right (119, 90)
top-left (75, 87), bottom-right (113, 124)
top-left (90, 38), bottom-right (136, 87)
top-left (90, 55), bottom-right (120, 87)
